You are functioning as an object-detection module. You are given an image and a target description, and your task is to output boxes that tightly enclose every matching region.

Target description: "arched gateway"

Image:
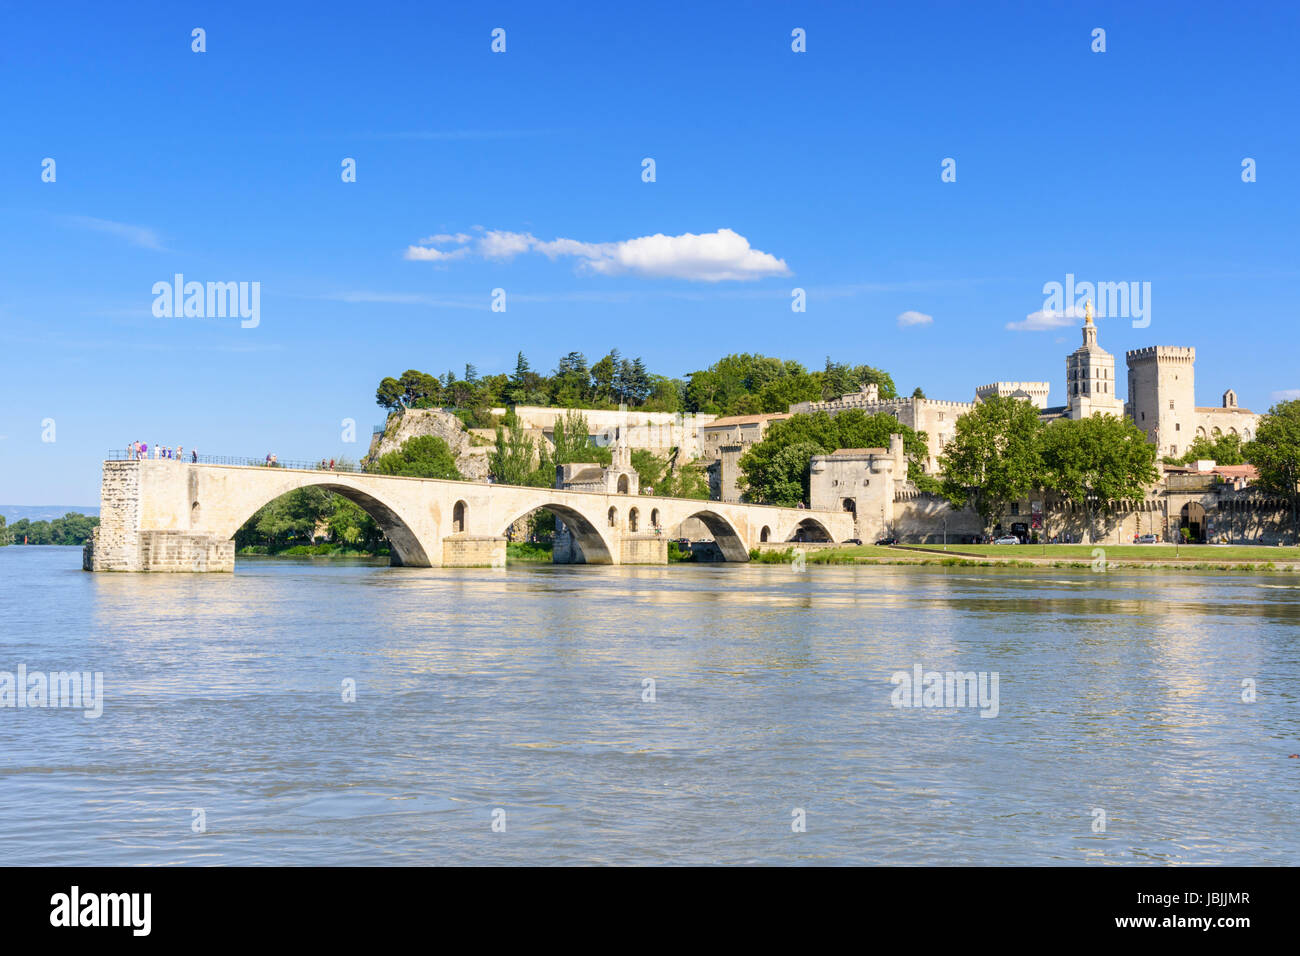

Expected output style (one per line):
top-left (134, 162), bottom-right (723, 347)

top-left (85, 459), bottom-right (854, 572)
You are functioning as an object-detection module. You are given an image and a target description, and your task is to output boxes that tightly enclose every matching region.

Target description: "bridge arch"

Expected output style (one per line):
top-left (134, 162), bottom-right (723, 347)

top-left (499, 501), bottom-right (616, 564)
top-left (788, 517), bottom-right (833, 543)
top-left (685, 509), bottom-right (750, 562)
top-left (219, 478), bottom-right (433, 567)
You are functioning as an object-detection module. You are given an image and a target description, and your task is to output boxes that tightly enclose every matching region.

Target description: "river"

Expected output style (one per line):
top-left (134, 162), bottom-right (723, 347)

top-left (1, 546), bottom-right (1297, 865)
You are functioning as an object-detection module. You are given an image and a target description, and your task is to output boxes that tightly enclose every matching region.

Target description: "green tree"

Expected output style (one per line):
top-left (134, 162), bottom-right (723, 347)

top-left (369, 436), bottom-right (463, 479)
top-left (630, 449), bottom-right (669, 493)
top-left (938, 395), bottom-right (1044, 532)
top-left (1039, 414), bottom-right (1159, 542)
top-left (551, 410), bottom-right (610, 465)
top-left (398, 369), bottom-right (441, 408)
top-left (235, 487), bottom-right (334, 549)
top-left (1172, 432), bottom-right (1246, 466)
top-left (0, 514), bottom-right (8, 546)
top-left (551, 352), bottom-right (591, 407)
top-left (738, 409), bottom-right (929, 506)
top-left (48, 512), bottom-right (98, 545)
top-left (656, 462), bottom-right (712, 500)
top-left (375, 376), bottom-right (404, 410)
top-left (591, 350), bottom-right (619, 404)
top-left (489, 419), bottom-right (536, 486)
top-left (1245, 399), bottom-right (1300, 542)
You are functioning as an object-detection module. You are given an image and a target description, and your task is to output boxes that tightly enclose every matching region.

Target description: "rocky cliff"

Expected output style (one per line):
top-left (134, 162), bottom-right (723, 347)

top-left (367, 409), bottom-right (492, 481)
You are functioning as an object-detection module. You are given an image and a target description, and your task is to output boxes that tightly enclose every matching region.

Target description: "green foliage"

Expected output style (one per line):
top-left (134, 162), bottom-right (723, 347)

top-left (1245, 399), bottom-right (1300, 540)
top-left (235, 488), bottom-right (385, 552)
top-left (1038, 414), bottom-right (1159, 535)
top-left (551, 410), bottom-right (611, 465)
top-left (2, 512), bottom-right (99, 546)
top-left (1172, 432), bottom-right (1246, 465)
top-left (369, 436), bottom-right (463, 479)
top-left (938, 396), bottom-right (1044, 531)
top-left (489, 419), bottom-right (536, 486)
top-left (818, 358), bottom-right (897, 402)
top-left (685, 353), bottom-right (820, 416)
top-left (667, 541), bottom-right (693, 562)
top-left (630, 449), bottom-right (669, 493)
top-left (375, 350), bottom-right (897, 420)
top-left (655, 462), bottom-right (711, 500)
top-left (506, 541), bottom-right (554, 563)
top-left (738, 410), bottom-right (929, 506)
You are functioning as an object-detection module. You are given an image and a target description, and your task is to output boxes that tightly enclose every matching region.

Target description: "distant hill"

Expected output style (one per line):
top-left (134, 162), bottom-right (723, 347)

top-left (0, 506), bottom-right (99, 522)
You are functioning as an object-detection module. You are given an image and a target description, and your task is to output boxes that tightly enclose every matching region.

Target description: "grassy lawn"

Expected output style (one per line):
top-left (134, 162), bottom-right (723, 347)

top-left (752, 544), bottom-right (936, 563)
top-left (903, 543), bottom-right (1298, 562)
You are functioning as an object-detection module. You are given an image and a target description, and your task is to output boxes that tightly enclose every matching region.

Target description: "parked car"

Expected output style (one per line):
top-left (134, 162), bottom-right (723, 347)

top-left (1137, 533), bottom-right (1159, 544)
top-left (875, 536), bottom-right (898, 546)
top-left (992, 535), bottom-right (1020, 545)
top-left (845, 538), bottom-right (863, 546)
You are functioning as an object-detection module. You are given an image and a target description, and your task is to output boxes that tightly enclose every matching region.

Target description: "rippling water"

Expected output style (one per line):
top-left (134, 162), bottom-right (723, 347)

top-left (2, 546), bottom-right (1298, 865)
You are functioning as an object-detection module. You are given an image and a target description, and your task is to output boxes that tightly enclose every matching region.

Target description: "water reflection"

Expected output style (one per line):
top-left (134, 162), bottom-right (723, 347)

top-left (1, 546), bottom-right (1297, 865)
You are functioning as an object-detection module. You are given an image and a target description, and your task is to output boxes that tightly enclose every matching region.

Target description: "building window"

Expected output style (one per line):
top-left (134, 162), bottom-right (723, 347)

top-left (1169, 400), bottom-right (1174, 410)
top-left (1010, 503), bottom-right (1020, 516)
top-left (1175, 423), bottom-right (1180, 431)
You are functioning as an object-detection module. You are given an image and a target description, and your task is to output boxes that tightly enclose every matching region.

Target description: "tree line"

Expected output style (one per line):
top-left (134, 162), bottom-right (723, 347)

top-left (0, 513), bottom-right (99, 546)
top-left (375, 351), bottom-right (901, 423)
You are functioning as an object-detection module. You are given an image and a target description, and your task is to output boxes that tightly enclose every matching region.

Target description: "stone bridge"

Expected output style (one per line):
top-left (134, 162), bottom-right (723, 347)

top-left (85, 460), bottom-right (855, 571)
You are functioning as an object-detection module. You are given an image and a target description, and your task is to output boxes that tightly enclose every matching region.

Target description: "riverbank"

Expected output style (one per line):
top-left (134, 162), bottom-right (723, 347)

top-left (238, 543), bottom-right (389, 558)
top-left (749, 542), bottom-right (1300, 572)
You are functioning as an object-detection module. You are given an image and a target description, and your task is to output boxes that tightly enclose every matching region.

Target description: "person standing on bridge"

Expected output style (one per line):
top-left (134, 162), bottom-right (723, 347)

top-left (176, 445), bottom-right (183, 462)
top-left (192, 449), bottom-right (197, 463)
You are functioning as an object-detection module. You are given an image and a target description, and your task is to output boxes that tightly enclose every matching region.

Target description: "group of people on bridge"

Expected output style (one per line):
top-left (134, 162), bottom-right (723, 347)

top-left (129, 440), bottom-right (196, 463)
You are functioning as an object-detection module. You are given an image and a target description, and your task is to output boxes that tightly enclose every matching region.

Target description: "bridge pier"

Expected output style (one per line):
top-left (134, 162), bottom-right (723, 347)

top-left (84, 526), bottom-right (235, 572)
top-left (620, 533), bottom-right (669, 564)
top-left (441, 535), bottom-right (506, 568)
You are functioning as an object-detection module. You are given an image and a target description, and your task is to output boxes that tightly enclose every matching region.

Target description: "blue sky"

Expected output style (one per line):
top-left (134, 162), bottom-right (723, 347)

top-left (1, 0), bottom-right (1297, 503)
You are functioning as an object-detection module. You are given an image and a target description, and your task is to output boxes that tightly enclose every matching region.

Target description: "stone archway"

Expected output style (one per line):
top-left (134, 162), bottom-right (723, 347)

top-left (788, 517), bottom-right (833, 543)
top-left (1180, 502), bottom-right (1207, 543)
top-left (222, 480), bottom-right (434, 567)
top-left (499, 502), bottom-right (616, 564)
top-left (683, 510), bottom-right (749, 561)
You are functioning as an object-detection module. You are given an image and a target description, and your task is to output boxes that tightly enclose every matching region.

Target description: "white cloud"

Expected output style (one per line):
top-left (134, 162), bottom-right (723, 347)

top-left (417, 233), bottom-right (471, 245)
top-left (897, 310), bottom-right (933, 327)
top-left (404, 245), bottom-right (470, 262)
top-left (65, 215), bottom-right (166, 251)
top-left (1270, 389), bottom-right (1300, 402)
top-left (478, 230), bottom-right (538, 260)
top-left (403, 227), bottom-right (790, 281)
top-left (1006, 306), bottom-right (1084, 331)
